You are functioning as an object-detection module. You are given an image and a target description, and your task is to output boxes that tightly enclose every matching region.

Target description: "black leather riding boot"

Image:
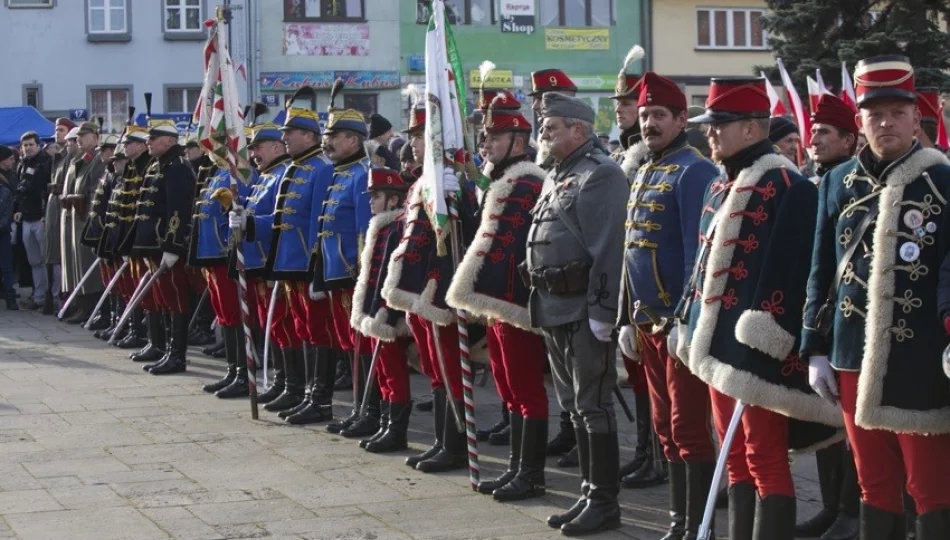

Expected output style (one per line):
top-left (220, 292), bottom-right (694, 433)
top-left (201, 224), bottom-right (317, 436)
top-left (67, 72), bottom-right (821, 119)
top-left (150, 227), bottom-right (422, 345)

top-left (477, 412), bottom-right (522, 494)
top-left (406, 387), bottom-right (445, 468)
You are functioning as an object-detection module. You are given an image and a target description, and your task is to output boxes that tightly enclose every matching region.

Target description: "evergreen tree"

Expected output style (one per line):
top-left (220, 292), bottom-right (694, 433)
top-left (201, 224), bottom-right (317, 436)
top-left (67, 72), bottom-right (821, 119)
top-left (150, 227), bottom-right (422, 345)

top-left (757, 0), bottom-right (950, 96)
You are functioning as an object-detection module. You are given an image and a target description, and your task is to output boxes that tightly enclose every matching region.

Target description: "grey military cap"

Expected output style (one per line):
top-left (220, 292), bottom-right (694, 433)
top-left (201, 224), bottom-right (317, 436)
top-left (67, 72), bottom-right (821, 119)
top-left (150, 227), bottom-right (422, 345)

top-left (541, 93), bottom-right (595, 124)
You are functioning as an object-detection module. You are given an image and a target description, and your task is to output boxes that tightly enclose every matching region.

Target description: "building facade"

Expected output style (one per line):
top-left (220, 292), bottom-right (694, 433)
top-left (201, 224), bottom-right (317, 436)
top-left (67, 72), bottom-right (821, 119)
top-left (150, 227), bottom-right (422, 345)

top-left (256, 0), bottom-right (402, 128)
top-left (400, 0), bottom-right (645, 137)
top-left (0, 0), bottom-right (241, 133)
top-left (649, 0), bottom-right (773, 106)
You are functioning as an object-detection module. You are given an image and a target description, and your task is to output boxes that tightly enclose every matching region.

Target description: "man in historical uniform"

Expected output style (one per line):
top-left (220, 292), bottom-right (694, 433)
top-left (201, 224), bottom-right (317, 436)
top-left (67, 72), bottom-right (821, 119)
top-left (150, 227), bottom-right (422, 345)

top-left (794, 92), bottom-right (862, 540)
top-left (80, 133), bottom-right (123, 336)
top-left (611, 46), bottom-right (649, 177)
top-left (674, 78), bottom-right (843, 540)
top-left (43, 118), bottom-right (77, 314)
top-left (915, 88), bottom-right (944, 151)
top-left (230, 86), bottom-right (337, 423)
top-left (529, 68), bottom-right (578, 173)
top-left (121, 96), bottom-right (196, 375)
top-left (111, 121), bottom-right (156, 354)
top-left (60, 121), bottom-right (108, 324)
top-left (447, 91), bottom-right (549, 501)
top-left (232, 104), bottom-right (298, 406)
top-left (382, 89), bottom-right (479, 475)
top-left (525, 93), bottom-right (627, 536)
top-left (350, 167), bottom-right (413, 453)
top-left (311, 87), bottom-right (374, 437)
top-left (614, 72), bottom-right (719, 540)
top-left (801, 56), bottom-right (950, 539)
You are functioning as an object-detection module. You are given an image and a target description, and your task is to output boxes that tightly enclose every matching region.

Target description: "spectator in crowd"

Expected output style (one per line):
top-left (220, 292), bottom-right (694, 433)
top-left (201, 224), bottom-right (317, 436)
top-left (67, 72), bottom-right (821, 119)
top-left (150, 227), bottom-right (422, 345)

top-left (0, 145), bottom-right (18, 310)
top-left (769, 116), bottom-right (801, 163)
top-left (14, 131), bottom-right (52, 311)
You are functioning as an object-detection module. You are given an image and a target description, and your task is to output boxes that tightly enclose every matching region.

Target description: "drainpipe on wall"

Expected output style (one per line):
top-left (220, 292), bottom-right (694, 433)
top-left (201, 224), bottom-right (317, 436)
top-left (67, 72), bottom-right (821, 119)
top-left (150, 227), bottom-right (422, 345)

top-left (640, 0), bottom-right (653, 71)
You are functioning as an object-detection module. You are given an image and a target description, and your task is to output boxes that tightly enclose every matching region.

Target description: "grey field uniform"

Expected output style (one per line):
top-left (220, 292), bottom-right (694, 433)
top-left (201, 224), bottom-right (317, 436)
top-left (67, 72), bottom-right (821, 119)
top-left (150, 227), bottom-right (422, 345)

top-left (525, 133), bottom-right (628, 434)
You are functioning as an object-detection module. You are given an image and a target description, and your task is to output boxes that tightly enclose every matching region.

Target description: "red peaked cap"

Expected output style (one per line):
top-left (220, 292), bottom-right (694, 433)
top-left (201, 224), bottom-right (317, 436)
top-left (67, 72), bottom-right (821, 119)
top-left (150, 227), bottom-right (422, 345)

top-left (636, 72), bottom-right (687, 112)
top-left (811, 93), bottom-right (858, 135)
top-left (916, 88), bottom-right (940, 121)
top-left (484, 92), bottom-right (531, 134)
top-left (368, 167), bottom-right (410, 192)
top-left (690, 78), bottom-right (770, 124)
top-left (530, 69), bottom-right (577, 96)
top-left (854, 55), bottom-right (915, 107)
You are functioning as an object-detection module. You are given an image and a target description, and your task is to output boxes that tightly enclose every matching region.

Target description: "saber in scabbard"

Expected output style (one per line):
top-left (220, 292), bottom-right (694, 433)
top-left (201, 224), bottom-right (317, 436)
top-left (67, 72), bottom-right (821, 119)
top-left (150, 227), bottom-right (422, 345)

top-left (84, 259), bottom-right (130, 329)
top-left (635, 300), bottom-right (671, 335)
top-left (613, 385), bottom-right (635, 423)
top-left (58, 257), bottom-right (103, 320)
top-left (359, 339), bottom-right (383, 417)
top-left (352, 331), bottom-right (363, 410)
top-left (187, 287), bottom-right (210, 333)
top-left (108, 264), bottom-right (166, 345)
top-left (261, 282), bottom-right (280, 389)
top-left (698, 401), bottom-right (745, 540)
top-left (113, 266), bottom-right (152, 328)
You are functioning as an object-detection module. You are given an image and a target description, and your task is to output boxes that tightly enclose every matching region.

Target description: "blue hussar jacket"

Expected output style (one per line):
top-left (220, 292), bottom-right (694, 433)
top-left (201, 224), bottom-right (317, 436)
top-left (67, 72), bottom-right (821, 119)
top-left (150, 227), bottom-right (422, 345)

top-left (188, 161), bottom-right (247, 267)
top-left (311, 151), bottom-right (372, 291)
top-left (618, 133), bottom-right (719, 325)
top-left (245, 145), bottom-right (332, 282)
top-left (231, 155), bottom-right (291, 280)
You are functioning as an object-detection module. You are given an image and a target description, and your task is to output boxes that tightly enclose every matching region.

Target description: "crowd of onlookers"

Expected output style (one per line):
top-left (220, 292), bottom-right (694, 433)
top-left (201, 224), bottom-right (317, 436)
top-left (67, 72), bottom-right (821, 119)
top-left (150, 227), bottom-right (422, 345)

top-left (0, 120), bottom-right (76, 313)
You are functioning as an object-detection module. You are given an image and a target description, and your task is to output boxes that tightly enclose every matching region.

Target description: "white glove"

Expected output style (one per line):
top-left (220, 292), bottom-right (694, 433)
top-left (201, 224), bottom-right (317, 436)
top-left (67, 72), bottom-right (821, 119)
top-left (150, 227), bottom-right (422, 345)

top-left (161, 252), bottom-right (179, 269)
top-left (667, 324), bottom-right (680, 361)
top-left (589, 318), bottom-right (614, 343)
top-left (618, 325), bottom-right (639, 361)
top-left (808, 355), bottom-right (839, 404)
top-left (308, 285), bottom-right (326, 301)
top-left (228, 205), bottom-right (246, 231)
top-left (122, 256), bottom-right (129, 263)
top-left (443, 170), bottom-right (459, 193)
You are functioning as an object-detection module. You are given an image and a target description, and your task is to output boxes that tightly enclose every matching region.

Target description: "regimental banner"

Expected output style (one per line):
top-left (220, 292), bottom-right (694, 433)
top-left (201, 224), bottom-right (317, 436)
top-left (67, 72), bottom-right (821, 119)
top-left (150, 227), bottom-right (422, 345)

top-left (259, 71), bottom-right (401, 92)
top-left (499, 0), bottom-right (535, 34)
top-left (469, 69), bottom-right (514, 89)
top-left (282, 23), bottom-right (370, 56)
top-left (544, 28), bottom-right (610, 50)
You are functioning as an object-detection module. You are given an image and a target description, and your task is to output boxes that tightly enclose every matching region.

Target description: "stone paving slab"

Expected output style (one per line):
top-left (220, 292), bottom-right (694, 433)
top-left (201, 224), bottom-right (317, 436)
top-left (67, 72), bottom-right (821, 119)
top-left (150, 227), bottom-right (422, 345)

top-left (0, 306), bottom-right (825, 539)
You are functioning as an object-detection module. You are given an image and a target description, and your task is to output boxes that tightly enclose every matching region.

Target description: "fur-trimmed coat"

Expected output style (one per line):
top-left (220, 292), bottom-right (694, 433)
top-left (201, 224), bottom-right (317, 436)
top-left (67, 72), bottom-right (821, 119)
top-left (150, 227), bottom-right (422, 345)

top-left (447, 158), bottom-right (545, 332)
top-left (801, 143), bottom-right (950, 435)
top-left (351, 209), bottom-right (408, 341)
top-left (616, 140), bottom-right (649, 186)
top-left (677, 143), bottom-right (843, 450)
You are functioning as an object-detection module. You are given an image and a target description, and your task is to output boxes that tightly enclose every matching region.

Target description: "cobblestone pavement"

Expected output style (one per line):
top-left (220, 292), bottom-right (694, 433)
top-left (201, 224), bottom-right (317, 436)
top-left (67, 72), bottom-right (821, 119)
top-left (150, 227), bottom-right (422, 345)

top-left (0, 306), bottom-right (823, 540)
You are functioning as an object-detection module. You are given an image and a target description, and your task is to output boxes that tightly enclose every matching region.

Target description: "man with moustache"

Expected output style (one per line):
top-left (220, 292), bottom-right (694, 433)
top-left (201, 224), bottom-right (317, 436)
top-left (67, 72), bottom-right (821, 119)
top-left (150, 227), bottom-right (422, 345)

top-left (526, 93), bottom-right (628, 536)
top-left (120, 99), bottom-right (196, 376)
top-left (528, 68), bottom-right (578, 172)
top-left (616, 72), bottom-right (719, 540)
top-left (675, 78), bottom-right (842, 540)
top-left (43, 119), bottom-right (76, 313)
top-left (60, 121), bottom-right (107, 324)
top-left (794, 93), bottom-right (862, 540)
top-left (311, 91), bottom-right (374, 437)
top-left (801, 56), bottom-right (950, 539)
top-left (229, 86), bottom-right (337, 423)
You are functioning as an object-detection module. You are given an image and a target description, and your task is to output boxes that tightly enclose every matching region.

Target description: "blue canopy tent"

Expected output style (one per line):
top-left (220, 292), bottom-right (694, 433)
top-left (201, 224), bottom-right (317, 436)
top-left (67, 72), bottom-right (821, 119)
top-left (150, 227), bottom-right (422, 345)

top-left (0, 106), bottom-right (55, 146)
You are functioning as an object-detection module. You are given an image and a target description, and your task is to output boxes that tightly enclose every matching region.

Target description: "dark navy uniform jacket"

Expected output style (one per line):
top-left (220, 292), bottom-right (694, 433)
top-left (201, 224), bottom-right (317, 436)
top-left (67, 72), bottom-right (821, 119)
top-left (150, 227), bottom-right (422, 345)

top-left (618, 132), bottom-right (718, 326)
top-left (121, 144), bottom-right (196, 258)
top-left (801, 143), bottom-right (950, 435)
top-left (103, 152), bottom-right (149, 257)
top-left (81, 166), bottom-right (116, 259)
top-left (351, 208), bottom-right (408, 341)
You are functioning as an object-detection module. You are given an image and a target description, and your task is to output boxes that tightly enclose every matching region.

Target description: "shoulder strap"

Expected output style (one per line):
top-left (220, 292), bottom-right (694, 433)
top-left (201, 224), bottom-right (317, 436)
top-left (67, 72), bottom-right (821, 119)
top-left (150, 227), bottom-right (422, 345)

top-left (826, 198), bottom-right (880, 306)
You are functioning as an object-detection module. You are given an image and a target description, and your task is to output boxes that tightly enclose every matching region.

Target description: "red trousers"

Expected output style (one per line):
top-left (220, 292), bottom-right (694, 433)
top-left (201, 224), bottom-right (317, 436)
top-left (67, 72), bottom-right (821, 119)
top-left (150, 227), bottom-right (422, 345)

top-left (146, 257), bottom-right (189, 314)
top-left (839, 371), bottom-right (950, 514)
top-left (710, 388), bottom-right (794, 497)
top-left (131, 259), bottom-right (156, 312)
top-left (328, 288), bottom-right (371, 354)
top-left (284, 281), bottom-right (335, 347)
top-left (98, 260), bottom-right (113, 294)
top-left (186, 266), bottom-right (206, 295)
top-left (249, 279), bottom-right (301, 349)
top-left (371, 337), bottom-right (412, 402)
top-left (640, 329), bottom-right (716, 463)
top-left (485, 321), bottom-right (549, 420)
top-left (621, 352), bottom-right (649, 395)
top-left (407, 313), bottom-right (463, 399)
top-left (203, 265), bottom-right (240, 327)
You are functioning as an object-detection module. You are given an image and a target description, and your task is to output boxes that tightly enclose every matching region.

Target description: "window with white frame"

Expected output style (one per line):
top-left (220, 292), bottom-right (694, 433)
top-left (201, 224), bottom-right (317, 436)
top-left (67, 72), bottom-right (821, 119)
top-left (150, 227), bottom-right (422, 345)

top-left (164, 0), bottom-right (202, 32)
top-left (696, 7), bottom-right (767, 50)
top-left (90, 88), bottom-right (130, 134)
top-left (165, 87), bottom-right (201, 114)
top-left (7, 0), bottom-right (53, 7)
top-left (88, 0), bottom-right (128, 34)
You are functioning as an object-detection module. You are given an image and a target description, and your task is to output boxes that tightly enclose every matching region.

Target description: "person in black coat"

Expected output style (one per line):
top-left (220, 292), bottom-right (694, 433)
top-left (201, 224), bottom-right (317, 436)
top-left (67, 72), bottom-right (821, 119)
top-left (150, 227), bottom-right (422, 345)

top-left (0, 145), bottom-right (19, 309)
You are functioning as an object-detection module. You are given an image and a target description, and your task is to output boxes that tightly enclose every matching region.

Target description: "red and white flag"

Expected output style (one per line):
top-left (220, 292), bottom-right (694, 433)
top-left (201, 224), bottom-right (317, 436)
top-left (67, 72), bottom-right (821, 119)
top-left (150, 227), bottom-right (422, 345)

top-left (761, 71), bottom-right (788, 117)
top-left (777, 57), bottom-right (812, 147)
top-left (840, 61), bottom-right (857, 111)
top-left (806, 76), bottom-right (822, 112)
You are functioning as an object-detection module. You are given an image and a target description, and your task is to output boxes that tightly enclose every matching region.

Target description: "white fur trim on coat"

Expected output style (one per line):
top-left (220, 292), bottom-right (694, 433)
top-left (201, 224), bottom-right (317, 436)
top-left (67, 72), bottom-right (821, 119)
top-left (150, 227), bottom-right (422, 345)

top-left (447, 161), bottom-right (544, 332)
top-left (735, 309), bottom-right (796, 361)
top-left (858, 148), bottom-right (950, 434)
top-left (351, 209), bottom-right (407, 341)
top-left (685, 153), bottom-right (844, 428)
top-left (620, 141), bottom-right (649, 181)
